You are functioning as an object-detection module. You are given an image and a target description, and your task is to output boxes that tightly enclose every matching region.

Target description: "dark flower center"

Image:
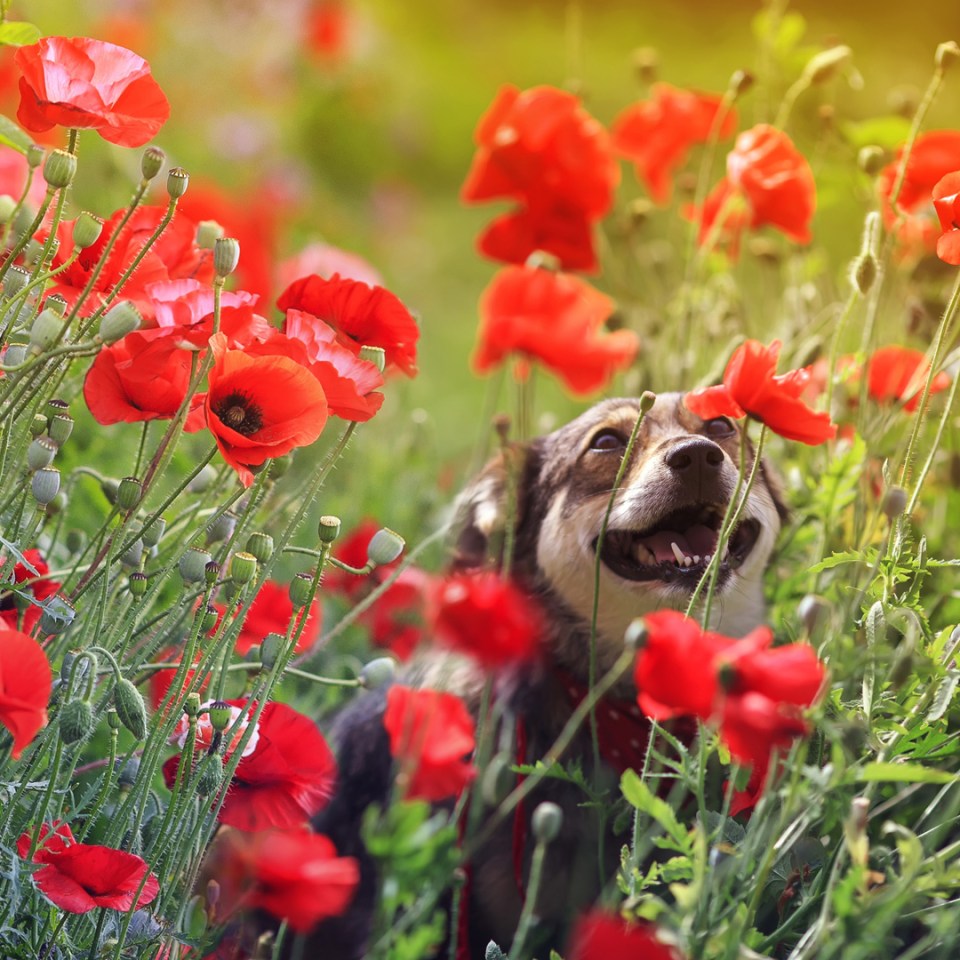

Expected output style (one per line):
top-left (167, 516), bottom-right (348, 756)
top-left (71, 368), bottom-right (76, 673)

top-left (214, 391), bottom-right (264, 436)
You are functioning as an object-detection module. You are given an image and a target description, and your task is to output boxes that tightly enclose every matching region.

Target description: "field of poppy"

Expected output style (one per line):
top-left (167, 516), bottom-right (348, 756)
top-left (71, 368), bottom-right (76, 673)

top-left (1, 1), bottom-right (960, 959)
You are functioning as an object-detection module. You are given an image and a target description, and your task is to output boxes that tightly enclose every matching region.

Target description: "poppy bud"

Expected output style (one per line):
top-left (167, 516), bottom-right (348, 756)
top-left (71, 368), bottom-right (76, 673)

top-left (26, 143), bottom-right (44, 168)
top-left (631, 46), bottom-right (658, 85)
top-left (627, 197), bottom-right (654, 229)
top-left (60, 698), bottom-right (95, 744)
top-left (852, 254), bottom-right (877, 295)
top-left (48, 412), bottom-right (74, 446)
top-left (205, 560), bottom-right (220, 586)
top-left (359, 345), bottom-right (386, 372)
top-left (120, 537), bottom-right (144, 568)
top-left (179, 546), bottom-right (213, 583)
top-left (184, 692), bottom-right (202, 718)
top-left (729, 68), bottom-right (754, 99)
top-left (4, 344), bottom-right (25, 370)
top-left (288, 572), bottom-right (315, 609)
top-left (481, 754), bottom-right (514, 806)
top-left (65, 529), bottom-right (86, 554)
top-left (27, 436), bottom-right (57, 471)
top-left (207, 700), bottom-right (233, 733)
top-left (531, 801), bottom-right (563, 842)
top-left (882, 485), bottom-right (908, 519)
top-left (142, 516), bottom-right (166, 547)
top-left (32, 466), bottom-right (60, 505)
top-left (43, 149), bottom-right (77, 189)
top-left (206, 511), bottom-right (236, 544)
top-left (71, 211), bottom-right (103, 249)
top-left (0, 194), bottom-right (14, 224)
top-left (639, 390), bottom-right (657, 413)
top-left (29, 308), bottom-right (63, 351)
top-left (141, 145), bottom-right (166, 181)
top-left (196, 219), bottom-right (224, 249)
top-left (802, 45), bottom-right (853, 85)
top-left (114, 678), bottom-right (148, 740)
top-left (624, 618), bottom-right (648, 651)
top-left (201, 602), bottom-right (219, 632)
top-left (117, 476), bottom-right (142, 512)
top-left (936, 41), bottom-right (960, 72)
top-left (798, 594), bottom-right (829, 634)
top-left (857, 145), bottom-right (885, 177)
top-left (246, 532), bottom-right (274, 563)
top-left (3, 265), bottom-right (29, 296)
top-left (318, 515), bottom-right (341, 544)
top-left (213, 237), bottom-right (241, 278)
top-left (99, 301), bottom-right (142, 343)
top-left (118, 756), bottom-right (140, 790)
top-left (128, 571), bottom-right (148, 598)
top-left (230, 551), bottom-right (258, 584)
top-left (367, 528), bottom-right (405, 566)
top-left (359, 656), bottom-right (396, 689)
top-left (167, 166), bottom-right (190, 199)
top-left (197, 755), bottom-right (225, 797)
top-left (100, 477), bottom-right (120, 505)
top-left (259, 632), bottom-right (285, 669)
top-left (106, 708), bottom-right (121, 732)
top-left (60, 649), bottom-right (93, 684)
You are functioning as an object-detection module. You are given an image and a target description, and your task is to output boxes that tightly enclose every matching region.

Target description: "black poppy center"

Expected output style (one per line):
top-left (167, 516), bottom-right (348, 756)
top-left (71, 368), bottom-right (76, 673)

top-left (215, 391), bottom-right (264, 436)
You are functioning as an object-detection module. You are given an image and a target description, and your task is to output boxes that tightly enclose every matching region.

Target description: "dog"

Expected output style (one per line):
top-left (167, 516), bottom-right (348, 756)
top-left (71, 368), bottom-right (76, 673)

top-left (303, 393), bottom-right (787, 959)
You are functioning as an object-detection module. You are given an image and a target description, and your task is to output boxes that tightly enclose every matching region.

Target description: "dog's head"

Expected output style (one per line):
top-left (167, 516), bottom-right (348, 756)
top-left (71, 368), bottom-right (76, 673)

top-left (453, 394), bottom-right (787, 665)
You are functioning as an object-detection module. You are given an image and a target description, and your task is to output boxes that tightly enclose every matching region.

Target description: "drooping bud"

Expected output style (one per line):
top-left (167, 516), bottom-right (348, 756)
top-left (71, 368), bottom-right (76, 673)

top-left (245, 532), bottom-right (274, 563)
top-left (729, 68), bottom-right (755, 99)
top-left (60, 698), bottom-right (95, 744)
top-left (852, 254), bottom-right (877, 295)
top-left (43, 149), bottom-right (77, 189)
top-left (318, 515), bottom-right (341, 544)
top-left (99, 477), bottom-right (120, 505)
top-left (802, 45), bottom-right (853, 85)
top-left (288, 572), bottom-right (315, 609)
top-left (230, 551), bottom-right (258, 584)
top-left (140, 145), bottom-right (165, 181)
top-left (29, 308), bottom-right (63, 352)
top-left (624, 618), bottom-right (648, 651)
top-left (99, 301), bottom-right (142, 343)
top-left (531, 801), bottom-right (563, 842)
top-left (166, 166), bottom-right (190, 200)
top-left (31, 466), bottom-right (60, 504)
top-left (798, 594), bottom-right (829, 634)
top-left (359, 656), bottom-right (396, 689)
top-left (71, 212), bottom-right (103, 249)
top-left (481, 754), bottom-right (514, 806)
top-left (114, 679), bottom-right (148, 740)
top-left (366, 528), bottom-right (405, 566)
top-left (213, 237), bottom-right (240, 279)
top-left (179, 546), bottom-right (213, 583)
top-left (359, 345), bottom-right (386, 372)
top-left (857, 145), bottom-right (885, 176)
top-left (196, 219), bottom-right (224, 249)
top-left (27, 436), bottom-right (57, 471)
top-left (935, 40), bottom-right (960, 72)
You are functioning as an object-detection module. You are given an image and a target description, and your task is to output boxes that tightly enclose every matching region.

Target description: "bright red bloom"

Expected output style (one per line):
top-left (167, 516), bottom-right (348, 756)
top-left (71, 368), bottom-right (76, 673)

top-left (567, 912), bottom-right (685, 960)
top-left (692, 124), bottom-right (815, 254)
top-left (210, 828), bottom-right (358, 933)
top-left (685, 339), bottom-right (837, 444)
top-left (383, 686), bottom-right (476, 802)
top-left (722, 641), bottom-right (826, 707)
top-left (277, 273), bottom-right (419, 377)
top-left (879, 130), bottom-right (960, 258)
top-left (148, 279), bottom-right (271, 347)
top-left (612, 84), bottom-right (736, 204)
top-left (165, 700), bottom-right (337, 831)
top-left (720, 691), bottom-right (809, 772)
top-left (474, 265), bottom-right (637, 395)
top-left (16, 820), bottom-right (75, 862)
top-left (866, 345), bottom-right (950, 412)
top-left (360, 568), bottom-right (432, 661)
top-left (235, 579), bottom-right (321, 657)
top-left (1, 548), bottom-right (61, 634)
top-left (0, 627), bottom-right (52, 759)
top-left (933, 170), bottom-right (960, 265)
top-left (21, 834), bottom-right (159, 913)
top-left (14, 37), bottom-right (169, 147)
top-left (307, 1), bottom-right (351, 62)
top-left (429, 571), bottom-right (541, 668)
top-left (201, 332), bottom-right (329, 487)
top-left (148, 645), bottom-right (208, 710)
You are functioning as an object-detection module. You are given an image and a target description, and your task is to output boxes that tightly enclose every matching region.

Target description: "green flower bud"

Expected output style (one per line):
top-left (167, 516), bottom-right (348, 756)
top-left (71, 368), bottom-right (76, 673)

top-left (196, 219), bottom-right (224, 250)
top-left (141, 145), bottom-right (165, 181)
top-left (318, 515), bottom-right (341, 544)
top-left (359, 345), bottom-right (386, 372)
top-left (852, 254), bottom-right (878, 295)
top-left (32, 466), bottom-right (60, 505)
top-left (118, 756), bottom-right (140, 790)
top-left (65, 529), bottom-right (86, 554)
top-left (184, 692), bottom-right (202, 718)
top-left (230, 551), bottom-right (258, 584)
top-left (803, 45), bottom-right (853, 85)
top-left (531, 801), bottom-right (563, 842)
top-left (48, 412), bottom-right (74, 446)
top-left (179, 546), bottom-right (213, 583)
top-left (100, 477), bottom-right (120, 505)
top-left (43, 149), bottom-right (76, 189)
top-left (0, 194), bottom-right (15, 224)
top-left (936, 40), bottom-right (960, 72)
top-left (114, 678), bottom-right (147, 740)
top-left (213, 237), bottom-right (240, 278)
top-left (196, 756), bottom-right (224, 798)
top-left (60, 698), bottom-right (94, 744)
top-left (27, 436), bottom-right (57, 471)
top-left (29, 308), bottom-right (63, 352)
top-left (3, 265), bottom-right (29, 296)
top-left (107, 708), bottom-right (121, 731)
top-left (40, 594), bottom-right (75, 635)
top-left (481, 754), bottom-right (514, 806)
top-left (167, 166), bottom-right (190, 200)
top-left (366, 528), bottom-right (405, 566)
top-left (128, 571), bottom-right (148, 598)
top-left (71, 211), bottom-right (103, 249)
top-left (206, 511), bottom-right (236, 544)
top-left (259, 633), bottom-right (285, 670)
top-left (245, 532), bottom-right (274, 563)
top-left (359, 657), bottom-right (395, 689)
top-left (858, 145), bottom-right (885, 176)
top-left (288, 572), bottom-right (315, 609)
top-left (99, 301), bottom-right (142, 343)
top-left (141, 516), bottom-right (166, 547)
top-left (120, 538), bottom-right (143, 568)
top-left (882, 485), bottom-right (908, 519)
top-left (639, 390), bottom-right (657, 413)
top-left (26, 143), bottom-right (44, 169)
top-left (117, 476), bottom-right (142, 512)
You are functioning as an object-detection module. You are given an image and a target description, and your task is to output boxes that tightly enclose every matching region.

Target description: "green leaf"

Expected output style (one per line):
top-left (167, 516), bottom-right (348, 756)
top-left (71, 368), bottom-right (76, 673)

top-left (0, 21), bottom-right (40, 46)
top-left (928, 670), bottom-right (960, 723)
top-left (0, 114), bottom-right (33, 154)
top-left (621, 769), bottom-right (690, 852)
top-left (808, 548), bottom-right (876, 574)
top-left (841, 116), bottom-right (912, 150)
top-left (853, 762), bottom-right (957, 784)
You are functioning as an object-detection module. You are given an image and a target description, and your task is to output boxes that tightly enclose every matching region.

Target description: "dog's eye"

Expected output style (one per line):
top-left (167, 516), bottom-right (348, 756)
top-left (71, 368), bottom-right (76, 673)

top-left (588, 429), bottom-right (627, 452)
top-left (702, 417), bottom-right (735, 439)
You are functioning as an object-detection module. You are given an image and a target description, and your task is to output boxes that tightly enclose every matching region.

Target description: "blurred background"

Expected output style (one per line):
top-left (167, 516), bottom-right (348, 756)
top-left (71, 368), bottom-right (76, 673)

top-left (10, 0), bottom-right (960, 541)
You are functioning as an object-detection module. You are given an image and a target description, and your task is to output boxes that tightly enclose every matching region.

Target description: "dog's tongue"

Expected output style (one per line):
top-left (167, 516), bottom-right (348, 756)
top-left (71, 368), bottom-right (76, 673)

top-left (639, 524), bottom-right (717, 563)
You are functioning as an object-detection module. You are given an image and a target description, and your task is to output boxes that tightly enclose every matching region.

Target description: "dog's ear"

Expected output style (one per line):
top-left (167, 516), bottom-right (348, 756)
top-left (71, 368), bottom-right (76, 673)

top-left (451, 443), bottom-right (533, 571)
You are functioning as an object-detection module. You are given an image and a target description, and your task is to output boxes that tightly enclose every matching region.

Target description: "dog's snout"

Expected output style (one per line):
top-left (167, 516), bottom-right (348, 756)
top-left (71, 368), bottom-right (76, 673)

top-left (665, 438), bottom-right (724, 473)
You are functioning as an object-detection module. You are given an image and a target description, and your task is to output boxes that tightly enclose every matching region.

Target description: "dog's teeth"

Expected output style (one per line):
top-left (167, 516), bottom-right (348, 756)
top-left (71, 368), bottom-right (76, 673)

top-left (684, 555), bottom-right (693, 568)
top-left (692, 555), bottom-right (701, 565)
top-left (635, 542), bottom-right (655, 564)
top-left (670, 541), bottom-right (685, 566)
top-left (703, 553), bottom-right (712, 563)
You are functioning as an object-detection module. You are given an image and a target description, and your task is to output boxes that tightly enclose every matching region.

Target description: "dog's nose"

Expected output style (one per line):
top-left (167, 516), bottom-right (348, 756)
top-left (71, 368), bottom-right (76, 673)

top-left (665, 438), bottom-right (724, 475)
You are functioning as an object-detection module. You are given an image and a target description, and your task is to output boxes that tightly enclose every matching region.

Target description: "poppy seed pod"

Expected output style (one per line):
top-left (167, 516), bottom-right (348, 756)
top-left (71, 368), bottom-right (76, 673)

top-left (140, 145), bottom-right (165, 181)
top-left (200, 602), bottom-right (219, 632)
top-left (3, 265), bottom-right (29, 296)
top-left (29, 308), bottom-right (63, 351)
top-left (359, 345), bottom-right (386, 373)
top-left (245, 532), bottom-right (274, 563)
top-left (31, 466), bottom-right (60, 504)
top-left (117, 476), bottom-right (142, 512)
top-left (128, 571), bottom-right (148, 598)
top-left (120, 537), bottom-right (144, 568)
top-left (359, 656), bottom-right (396, 689)
top-left (207, 700), bottom-right (233, 732)
top-left (531, 801), bottom-right (563, 843)
top-left (167, 166), bottom-right (190, 199)
top-left (196, 219), bottom-right (225, 249)
top-left (29, 413), bottom-right (48, 437)
top-left (48, 413), bottom-right (74, 446)
top-left (259, 633), bottom-right (285, 669)
top-left (4, 344), bottom-right (27, 370)
top-left (204, 561), bottom-right (220, 586)
top-left (0, 194), bottom-right (15, 224)
top-left (205, 512), bottom-right (236, 544)
top-left (318, 515), bottom-right (341, 544)
top-left (213, 237), bottom-right (240, 278)
top-left (229, 551), bottom-right (258, 584)
top-left (27, 436), bottom-right (57, 471)
top-left (71, 211), bottom-right (103, 249)
top-left (99, 301), bottom-right (142, 343)
top-left (366, 528), bottom-right (405, 566)
top-left (43, 149), bottom-right (77, 189)
top-left (288, 572), bottom-right (315, 609)
top-left (179, 546), bottom-right (213, 583)
top-left (141, 516), bottom-right (166, 547)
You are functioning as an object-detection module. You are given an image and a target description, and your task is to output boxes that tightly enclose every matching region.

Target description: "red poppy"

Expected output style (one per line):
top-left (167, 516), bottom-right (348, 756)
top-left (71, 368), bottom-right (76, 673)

top-left (0, 627), bottom-right (52, 759)
top-left (148, 645), bottom-right (208, 711)
top-left (235, 579), bottom-right (321, 656)
top-left (474, 264), bottom-right (637, 395)
top-left (210, 828), bottom-right (358, 933)
top-left (692, 124), bottom-right (815, 254)
top-left (165, 700), bottom-right (337, 831)
top-left (685, 339), bottom-right (837, 444)
top-left (149, 279), bottom-right (271, 348)
top-left (16, 820), bottom-right (75, 862)
top-left (612, 84), bottom-right (736, 204)
top-left (933, 171), bottom-right (960, 265)
top-left (19, 829), bottom-right (160, 913)
top-left (719, 691), bottom-right (809, 772)
top-left (1, 548), bottom-right (61, 634)
top-left (429, 571), bottom-right (541, 668)
top-left (169, 699), bottom-right (261, 761)
top-left (866, 345), bottom-right (950, 412)
top-left (14, 36), bottom-right (169, 147)
top-left (359, 568), bottom-right (432, 661)
top-left (307, 1), bottom-right (351, 62)
top-left (567, 912), bottom-right (685, 960)
top-left (201, 332), bottom-right (329, 487)
top-left (721, 640), bottom-right (826, 708)
top-left (878, 130), bottom-right (960, 258)
top-left (382, 685), bottom-right (476, 802)
top-left (277, 273), bottom-right (419, 377)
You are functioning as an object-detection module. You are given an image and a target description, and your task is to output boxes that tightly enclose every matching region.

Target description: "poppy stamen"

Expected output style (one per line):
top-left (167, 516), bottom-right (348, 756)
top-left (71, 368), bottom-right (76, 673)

top-left (215, 391), bottom-right (264, 436)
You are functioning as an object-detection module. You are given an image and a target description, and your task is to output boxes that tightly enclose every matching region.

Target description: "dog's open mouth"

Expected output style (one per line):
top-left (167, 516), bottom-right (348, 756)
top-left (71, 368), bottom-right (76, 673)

top-left (595, 503), bottom-right (761, 586)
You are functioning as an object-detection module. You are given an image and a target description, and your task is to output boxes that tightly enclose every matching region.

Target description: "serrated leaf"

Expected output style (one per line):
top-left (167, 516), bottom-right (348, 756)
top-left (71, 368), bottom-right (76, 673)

top-left (0, 114), bottom-right (33, 154)
top-left (808, 549), bottom-right (876, 573)
top-left (841, 115), bottom-right (912, 150)
top-left (621, 769), bottom-right (690, 852)
top-left (853, 762), bottom-right (956, 784)
top-left (699, 810), bottom-right (746, 845)
top-left (0, 21), bottom-right (40, 46)
top-left (928, 670), bottom-right (960, 723)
